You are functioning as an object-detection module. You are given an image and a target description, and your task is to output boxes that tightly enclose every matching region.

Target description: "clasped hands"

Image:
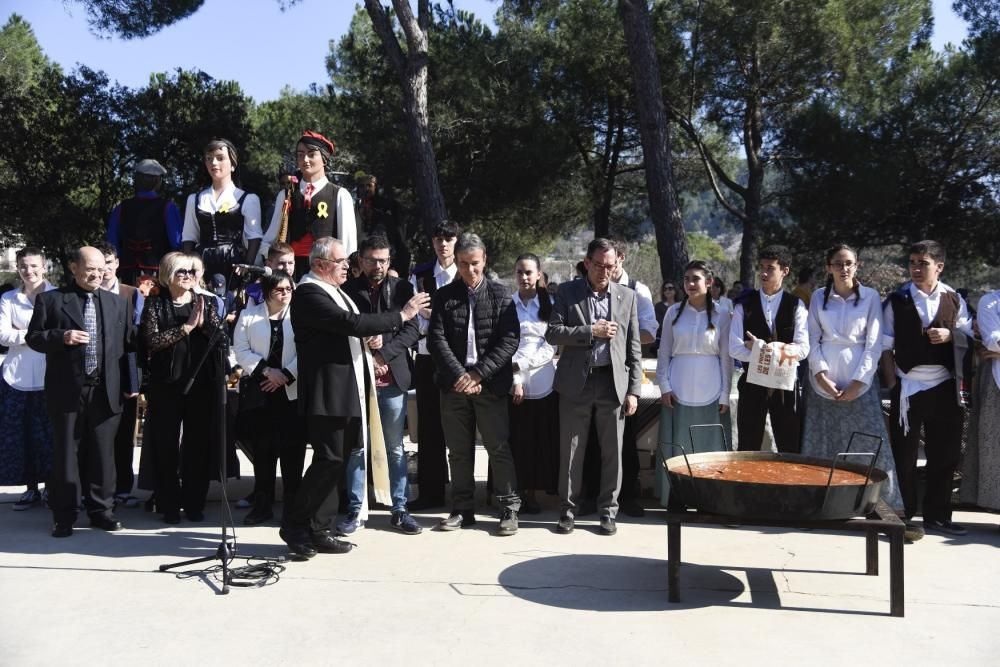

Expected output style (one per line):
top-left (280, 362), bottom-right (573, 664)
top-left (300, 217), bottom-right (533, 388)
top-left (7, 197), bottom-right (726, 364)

top-left (814, 373), bottom-right (866, 401)
top-left (453, 370), bottom-right (483, 395)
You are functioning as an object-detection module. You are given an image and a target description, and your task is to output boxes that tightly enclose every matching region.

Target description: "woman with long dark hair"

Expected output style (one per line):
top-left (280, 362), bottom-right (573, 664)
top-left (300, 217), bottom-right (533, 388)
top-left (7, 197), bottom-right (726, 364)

top-left (655, 260), bottom-right (732, 507)
top-left (802, 243), bottom-right (902, 510)
top-left (508, 253), bottom-right (559, 513)
top-left (233, 270), bottom-right (305, 525)
top-left (0, 248), bottom-right (56, 510)
top-left (140, 251), bottom-right (224, 523)
top-left (181, 138), bottom-right (263, 277)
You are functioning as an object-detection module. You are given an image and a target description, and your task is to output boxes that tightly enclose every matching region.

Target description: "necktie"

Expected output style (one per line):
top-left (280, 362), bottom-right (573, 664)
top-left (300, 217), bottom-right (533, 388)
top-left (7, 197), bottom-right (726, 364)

top-left (304, 183), bottom-right (315, 210)
top-left (84, 292), bottom-right (98, 375)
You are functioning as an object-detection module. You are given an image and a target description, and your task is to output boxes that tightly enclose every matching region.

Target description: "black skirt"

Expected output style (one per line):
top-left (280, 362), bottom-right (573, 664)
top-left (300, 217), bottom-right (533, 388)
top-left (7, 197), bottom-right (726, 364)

top-left (508, 391), bottom-right (560, 494)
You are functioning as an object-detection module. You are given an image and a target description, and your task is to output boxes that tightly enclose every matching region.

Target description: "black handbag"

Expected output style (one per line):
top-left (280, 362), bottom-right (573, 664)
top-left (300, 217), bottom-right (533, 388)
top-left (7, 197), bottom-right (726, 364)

top-left (237, 317), bottom-right (283, 413)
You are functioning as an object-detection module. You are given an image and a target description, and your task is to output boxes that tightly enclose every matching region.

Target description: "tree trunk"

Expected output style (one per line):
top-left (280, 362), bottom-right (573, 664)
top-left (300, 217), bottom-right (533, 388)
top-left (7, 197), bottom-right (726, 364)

top-left (364, 0), bottom-right (449, 239)
top-left (618, 0), bottom-right (688, 283)
top-left (739, 50), bottom-right (765, 286)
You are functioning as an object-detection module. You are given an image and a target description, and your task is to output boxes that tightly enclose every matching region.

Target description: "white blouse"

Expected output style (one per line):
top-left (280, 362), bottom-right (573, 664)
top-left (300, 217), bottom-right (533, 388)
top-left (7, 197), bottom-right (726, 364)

top-left (182, 184), bottom-right (263, 246)
top-left (977, 290), bottom-right (1000, 392)
top-left (807, 284), bottom-right (882, 399)
top-left (656, 302), bottom-right (732, 406)
top-left (512, 294), bottom-right (556, 399)
top-left (0, 282), bottom-right (56, 391)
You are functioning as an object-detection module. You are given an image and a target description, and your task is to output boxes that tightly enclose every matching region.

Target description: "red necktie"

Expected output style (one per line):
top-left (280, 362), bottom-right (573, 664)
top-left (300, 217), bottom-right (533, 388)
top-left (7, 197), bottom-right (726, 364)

top-left (304, 183), bottom-right (315, 210)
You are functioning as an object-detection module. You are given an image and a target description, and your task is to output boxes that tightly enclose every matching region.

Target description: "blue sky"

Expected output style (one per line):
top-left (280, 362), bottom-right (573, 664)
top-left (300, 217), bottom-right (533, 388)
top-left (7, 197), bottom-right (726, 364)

top-left (5, 0), bottom-right (969, 102)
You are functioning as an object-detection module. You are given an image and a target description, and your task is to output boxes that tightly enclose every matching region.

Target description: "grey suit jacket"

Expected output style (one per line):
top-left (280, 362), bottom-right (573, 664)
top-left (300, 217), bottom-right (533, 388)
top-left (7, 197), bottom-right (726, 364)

top-left (546, 278), bottom-right (643, 404)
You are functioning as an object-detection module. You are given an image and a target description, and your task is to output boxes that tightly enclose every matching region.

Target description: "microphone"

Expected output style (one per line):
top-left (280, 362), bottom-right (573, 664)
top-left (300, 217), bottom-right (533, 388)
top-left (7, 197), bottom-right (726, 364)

top-left (233, 264), bottom-right (272, 277)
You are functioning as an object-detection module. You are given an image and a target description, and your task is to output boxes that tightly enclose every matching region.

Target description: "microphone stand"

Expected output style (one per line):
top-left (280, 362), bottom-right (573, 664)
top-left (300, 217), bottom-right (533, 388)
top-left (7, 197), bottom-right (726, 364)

top-left (157, 287), bottom-right (239, 593)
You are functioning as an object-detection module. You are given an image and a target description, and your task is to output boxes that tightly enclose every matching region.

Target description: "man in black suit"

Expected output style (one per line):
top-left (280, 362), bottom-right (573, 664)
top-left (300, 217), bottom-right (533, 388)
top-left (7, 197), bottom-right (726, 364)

top-left (279, 237), bottom-right (428, 559)
top-left (342, 235), bottom-right (423, 534)
top-left (27, 246), bottom-right (136, 538)
top-left (428, 233), bottom-right (521, 536)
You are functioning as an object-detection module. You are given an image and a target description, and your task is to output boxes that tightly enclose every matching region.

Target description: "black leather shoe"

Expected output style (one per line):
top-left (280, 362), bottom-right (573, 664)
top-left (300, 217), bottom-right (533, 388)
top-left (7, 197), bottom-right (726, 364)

top-left (311, 532), bottom-right (354, 554)
top-left (162, 511), bottom-right (181, 525)
top-left (619, 498), bottom-right (645, 518)
top-left (408, 496), bottom-right (446, 511)
top-left (89, 515), bottom-right (123, 531)
top-left (51, 523), bottom-right (73, 538)
top-left (243, 504), bottom-right (273, 526)
top-left (279, 528), bottom-right (317, 560)
top-left (556, 513), bottom-right (575, 534)
top-left (436, 511), bottom-right (476, 531)
top-left (599, 516), bottom-right (617, 535)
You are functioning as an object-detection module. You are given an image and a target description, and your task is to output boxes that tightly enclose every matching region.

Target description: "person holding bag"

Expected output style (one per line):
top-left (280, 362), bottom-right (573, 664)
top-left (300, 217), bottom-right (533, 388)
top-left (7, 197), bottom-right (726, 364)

top-left (233, 270), bottom-right (304, 525)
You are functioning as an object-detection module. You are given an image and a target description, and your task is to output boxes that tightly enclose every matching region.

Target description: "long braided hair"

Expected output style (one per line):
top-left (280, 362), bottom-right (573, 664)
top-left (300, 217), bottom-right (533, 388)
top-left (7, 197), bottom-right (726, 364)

top-left (671, 260), bottom-right (716, 330)
top-left (822, 243), bottom-right (862, 309)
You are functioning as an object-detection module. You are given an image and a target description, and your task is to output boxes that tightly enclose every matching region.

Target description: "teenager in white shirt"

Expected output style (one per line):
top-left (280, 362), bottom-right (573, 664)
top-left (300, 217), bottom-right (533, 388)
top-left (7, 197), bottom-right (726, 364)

top-left (508, 254), bottom-right (559, 514)
top-left (802, 244), bottom-right (903, 512)
top-left (0, 247), bottom-right (56, 510)
top-left (881, 240), bottom-right (974, 537)
top-left (656, 260), bottom-right (732, 507)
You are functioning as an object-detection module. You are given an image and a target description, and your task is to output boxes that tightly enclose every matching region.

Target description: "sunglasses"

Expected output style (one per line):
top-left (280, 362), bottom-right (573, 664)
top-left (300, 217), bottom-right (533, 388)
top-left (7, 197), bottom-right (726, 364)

top-left (174, 268), bottom-right (196, 278)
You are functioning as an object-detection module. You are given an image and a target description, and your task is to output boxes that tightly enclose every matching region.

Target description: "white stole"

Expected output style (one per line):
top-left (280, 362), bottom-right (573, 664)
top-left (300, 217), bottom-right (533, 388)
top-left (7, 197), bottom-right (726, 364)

top-left (298, 273), bottom-right (392, 516)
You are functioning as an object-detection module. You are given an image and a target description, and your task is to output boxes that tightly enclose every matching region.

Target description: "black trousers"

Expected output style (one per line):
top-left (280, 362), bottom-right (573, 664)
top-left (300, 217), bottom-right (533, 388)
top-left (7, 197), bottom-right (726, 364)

top-left (283, 415), bottom-right (362, 536)
top-left (48, 383), bottom-right (120, 524)
top-left (147, 379), bottom-right (214, 515)
top-left (414, 354), bottom-right (449, 500)
top-left (736, 373), bottom-right (801, 453)
top-left (889, 380), bottom-right (963, 522)
top-left (113, 395), bottom-right (138, 495)
top-left (245, 394), bottom-right (306, 504)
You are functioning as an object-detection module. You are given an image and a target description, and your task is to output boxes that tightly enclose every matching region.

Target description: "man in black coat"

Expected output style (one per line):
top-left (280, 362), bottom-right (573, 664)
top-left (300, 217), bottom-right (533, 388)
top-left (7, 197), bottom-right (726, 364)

top-left (27, 246), bottom-right (136, 537)
top-left (342, 235), bottom-right (423, 534)
top-left (428, 233), bottom-right (521, 536)
top-left (280, 237), bottom-right (428, 559)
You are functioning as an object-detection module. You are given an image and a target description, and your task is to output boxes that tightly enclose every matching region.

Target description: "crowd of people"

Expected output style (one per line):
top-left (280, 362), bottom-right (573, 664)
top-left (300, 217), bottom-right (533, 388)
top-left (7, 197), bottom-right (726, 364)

top-left (2, 130), bottom-right (998, 558)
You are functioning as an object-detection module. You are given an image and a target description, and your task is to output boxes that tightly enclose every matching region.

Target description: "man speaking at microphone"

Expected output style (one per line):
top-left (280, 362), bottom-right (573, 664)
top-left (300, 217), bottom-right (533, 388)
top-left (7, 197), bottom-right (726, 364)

top-left (279, 237), bottom-right (429, 559)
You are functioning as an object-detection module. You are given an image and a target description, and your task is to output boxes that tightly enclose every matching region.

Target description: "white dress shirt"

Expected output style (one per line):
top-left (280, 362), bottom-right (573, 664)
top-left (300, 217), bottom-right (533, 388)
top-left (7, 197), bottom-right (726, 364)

top-left (617, 270), bottom-right (658, 338)
top-left (263, 177), bottom-right (358, 256)
top-left (657, 301), bottom-right (732, 406)
top-left (465, 283), bottom-right (479, 367)
top-left (977, 290), bottom-right (1000, 392)
top-left (728, 289), bottom-right (810, 363)
top-left (411, 260), bottom-right (457, 355)
top-left (0, 282), bottom-right (56, 391)
top-left (182, 184), bottom-right (263, 245)
top-left (512, 294), bottom-right (556, 399)
top-left (807, 284), bottom-right (882, 399)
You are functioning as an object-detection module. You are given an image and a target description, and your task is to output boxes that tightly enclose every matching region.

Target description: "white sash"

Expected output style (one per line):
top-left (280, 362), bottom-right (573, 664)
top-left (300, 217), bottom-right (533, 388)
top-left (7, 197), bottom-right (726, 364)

top-left (298, 273), bottom-right (392, 516)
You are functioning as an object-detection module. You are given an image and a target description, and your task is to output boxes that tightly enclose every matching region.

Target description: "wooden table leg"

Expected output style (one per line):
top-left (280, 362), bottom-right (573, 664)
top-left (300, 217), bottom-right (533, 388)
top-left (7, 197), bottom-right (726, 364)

top-left (889, 526), bottom-right (905, 617)
top-left (865, 527), bottom-right (879, 576)
top-left (668, 521), bottom-right (681, 603)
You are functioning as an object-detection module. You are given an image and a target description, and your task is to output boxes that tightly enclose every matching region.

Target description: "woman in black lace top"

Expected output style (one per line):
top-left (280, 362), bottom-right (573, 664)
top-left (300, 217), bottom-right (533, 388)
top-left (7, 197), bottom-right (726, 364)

top-left (140, 251), bottom-right (224, 524)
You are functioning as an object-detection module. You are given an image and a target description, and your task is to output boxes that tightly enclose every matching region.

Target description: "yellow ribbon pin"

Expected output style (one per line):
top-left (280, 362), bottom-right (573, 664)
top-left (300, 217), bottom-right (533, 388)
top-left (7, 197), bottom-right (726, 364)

top-left (316, 201), bottom-right (329, 219)
top-left (218, 202), bottom-right (232, 214)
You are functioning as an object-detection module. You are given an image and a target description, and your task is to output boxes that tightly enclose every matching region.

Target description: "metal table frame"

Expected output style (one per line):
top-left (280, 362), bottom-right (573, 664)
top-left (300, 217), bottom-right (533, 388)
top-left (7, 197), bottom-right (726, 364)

top-left (664, 499), bottom-right (905, 616)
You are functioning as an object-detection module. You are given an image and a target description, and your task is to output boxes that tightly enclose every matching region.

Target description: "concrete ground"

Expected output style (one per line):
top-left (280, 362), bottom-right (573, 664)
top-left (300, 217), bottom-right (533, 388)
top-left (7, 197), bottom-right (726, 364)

top-left (2, 448), bottom-right (999, 666)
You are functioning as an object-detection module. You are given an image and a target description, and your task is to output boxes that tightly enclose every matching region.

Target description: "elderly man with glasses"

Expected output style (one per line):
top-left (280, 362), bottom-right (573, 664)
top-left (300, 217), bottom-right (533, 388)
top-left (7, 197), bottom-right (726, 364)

top-left (279, 237), bottom-right (428, 559)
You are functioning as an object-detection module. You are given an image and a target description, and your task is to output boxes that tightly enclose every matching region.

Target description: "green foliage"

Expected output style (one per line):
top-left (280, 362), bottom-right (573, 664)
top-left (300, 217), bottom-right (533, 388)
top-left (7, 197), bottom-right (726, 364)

top-left (71, 0), bottom-right (204, 39)
top-left (0, 14), bottom-right (56, 92)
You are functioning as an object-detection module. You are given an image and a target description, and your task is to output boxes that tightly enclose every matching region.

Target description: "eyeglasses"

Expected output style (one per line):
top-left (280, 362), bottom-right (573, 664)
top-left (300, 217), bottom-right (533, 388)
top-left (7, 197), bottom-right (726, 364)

top-left (830, 261), bottom-right (856, 270)
top-left (271, 286), bottom-right (293, 294)
top-left (174, 268), bottom-right (195, 278)
top-left (589, 261), bottom-right (617, 273)
top-left (362, 256), bottom-right (390, 266)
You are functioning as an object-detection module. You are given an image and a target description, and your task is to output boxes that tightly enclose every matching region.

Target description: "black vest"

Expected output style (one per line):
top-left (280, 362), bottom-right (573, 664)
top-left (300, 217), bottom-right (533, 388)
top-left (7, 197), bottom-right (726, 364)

top-left (740, 290), bottom-right (800, 344)
top-left (887, 287), bottom-right (959, 373)
top-left (288, 182), bottom-right (339, 242)
top-left (119, 196), bottom-right (169, 270)
top-left (196, 191), bottom-right (249, 248)
top-left (413, 261), bottom-right (449, 296)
